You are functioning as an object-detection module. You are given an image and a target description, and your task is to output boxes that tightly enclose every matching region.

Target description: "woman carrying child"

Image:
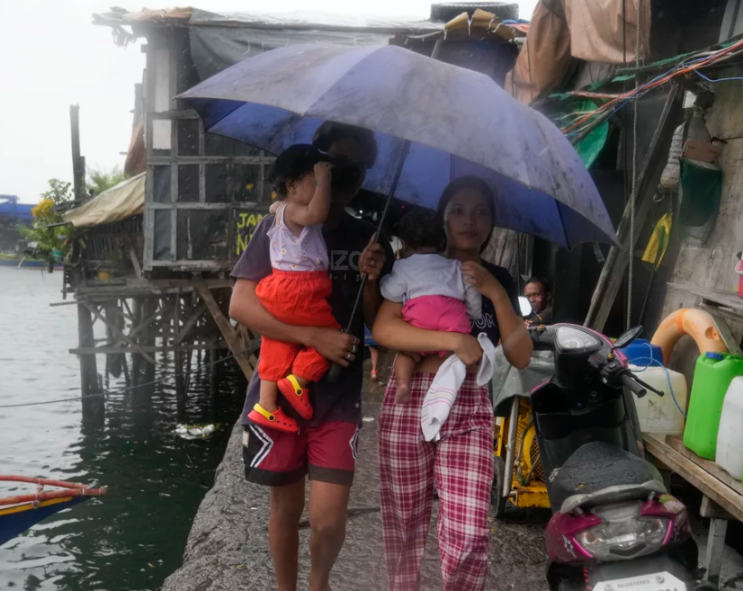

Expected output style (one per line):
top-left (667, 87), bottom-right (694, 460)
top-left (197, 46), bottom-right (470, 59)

top-left (372, 176), bottom-right (533, 591)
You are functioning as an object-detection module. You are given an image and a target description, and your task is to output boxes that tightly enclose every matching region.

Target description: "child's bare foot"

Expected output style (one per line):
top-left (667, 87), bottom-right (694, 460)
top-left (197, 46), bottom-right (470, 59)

top-left (395, 383), bottom-right (411, 404)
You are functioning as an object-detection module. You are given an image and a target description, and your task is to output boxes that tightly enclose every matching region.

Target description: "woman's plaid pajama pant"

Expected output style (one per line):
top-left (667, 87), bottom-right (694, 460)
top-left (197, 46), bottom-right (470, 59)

top-left (378, 372), bottom-right (495, 591)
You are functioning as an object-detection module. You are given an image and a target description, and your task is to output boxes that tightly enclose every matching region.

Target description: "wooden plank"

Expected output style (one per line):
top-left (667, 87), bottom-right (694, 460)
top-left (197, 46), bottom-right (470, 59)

top-left (706, 308), bottom-right (743, 356)
top-left (195, 280), bottom-right (255, 381)
top-left (75, 278), bottom-right (233, 297)
top-left (643, 434), bottom-right (743, 522)
top-left (81, 302), bottom-right (157, 365)
top-left (666, 436), bottom-right (743, 496)
top-left (128, 238), bottom-right (143, 279)
top-left (701, 495), bottom-right (735, 519)
top-left (69, 342), bottom-right (229, 355)
top-left (175, 303), bottom-right (206, 344)
top-left (668, 282), bottom-right (743, 314)
top-left (705, 518), bottom-right (729, 585)
top-left (128, 302), bottom-right (167, 340)
top-left (584, 84), bottom-right (684, 331)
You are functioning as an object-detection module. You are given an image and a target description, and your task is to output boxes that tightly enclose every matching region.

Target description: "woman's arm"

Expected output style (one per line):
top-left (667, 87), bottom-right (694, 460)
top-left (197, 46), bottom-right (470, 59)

top-left (372, 300), bottom-right (484, 366)
top-left (461, 262), bottom-right (532, 369)
top-left (230, 278), bottom-right (358, 367)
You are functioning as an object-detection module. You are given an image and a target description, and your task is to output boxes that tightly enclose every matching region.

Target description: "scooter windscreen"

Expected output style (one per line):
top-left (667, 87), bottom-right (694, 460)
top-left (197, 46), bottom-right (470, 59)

top-left (536, 325), bottom-right (608, 390)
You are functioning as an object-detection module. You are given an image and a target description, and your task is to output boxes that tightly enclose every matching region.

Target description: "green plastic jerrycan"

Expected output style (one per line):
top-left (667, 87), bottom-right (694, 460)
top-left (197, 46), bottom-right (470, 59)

top-left (684, 352), bottom-right (743, 459)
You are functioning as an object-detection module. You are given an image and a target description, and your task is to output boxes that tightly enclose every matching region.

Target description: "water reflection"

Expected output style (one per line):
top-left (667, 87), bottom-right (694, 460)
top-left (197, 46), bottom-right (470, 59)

top-left (0, 268), bottom-right (244, 591)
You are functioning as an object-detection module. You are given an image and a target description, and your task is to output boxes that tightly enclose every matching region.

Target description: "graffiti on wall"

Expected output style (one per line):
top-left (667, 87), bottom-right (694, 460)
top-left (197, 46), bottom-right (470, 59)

top-left (235, 211), bottom-right (266, 256)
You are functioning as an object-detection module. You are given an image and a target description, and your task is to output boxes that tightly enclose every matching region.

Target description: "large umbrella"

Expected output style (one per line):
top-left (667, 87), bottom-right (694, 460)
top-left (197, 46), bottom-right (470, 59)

top-left (179, 43), bottom-right (616, 249)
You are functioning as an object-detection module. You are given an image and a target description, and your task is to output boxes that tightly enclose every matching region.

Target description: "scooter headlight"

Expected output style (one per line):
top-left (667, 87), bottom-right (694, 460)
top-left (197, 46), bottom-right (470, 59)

top-left (555, 326), bottom-right (601, 351)
top-left (577, 517), bottom-right (669, 561)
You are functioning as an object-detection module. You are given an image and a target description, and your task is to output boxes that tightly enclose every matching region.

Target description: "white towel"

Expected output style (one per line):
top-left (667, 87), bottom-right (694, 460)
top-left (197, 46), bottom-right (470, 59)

top-left (421, 333), bottom-right (497, 442)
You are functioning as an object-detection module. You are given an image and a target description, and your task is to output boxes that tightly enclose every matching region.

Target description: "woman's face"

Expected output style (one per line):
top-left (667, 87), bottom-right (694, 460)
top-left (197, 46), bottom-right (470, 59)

top-left (443, 187), bottom-right (493, 252)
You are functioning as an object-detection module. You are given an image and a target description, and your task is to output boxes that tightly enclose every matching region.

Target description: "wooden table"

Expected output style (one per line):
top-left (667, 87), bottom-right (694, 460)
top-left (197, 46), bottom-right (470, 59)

top-left (643, 434), bottom-right (743, 585)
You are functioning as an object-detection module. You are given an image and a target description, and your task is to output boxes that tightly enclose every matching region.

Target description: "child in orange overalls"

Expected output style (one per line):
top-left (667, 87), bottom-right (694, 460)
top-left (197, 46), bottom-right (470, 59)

top-left (248, 145), bottom-right (340, 433)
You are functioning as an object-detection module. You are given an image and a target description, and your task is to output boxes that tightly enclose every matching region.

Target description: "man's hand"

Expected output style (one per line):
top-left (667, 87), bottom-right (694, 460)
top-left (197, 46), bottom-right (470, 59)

top-left (359, 233), bottom-right (386, 281)
top-left (305, 327), bottom-right (360, 367)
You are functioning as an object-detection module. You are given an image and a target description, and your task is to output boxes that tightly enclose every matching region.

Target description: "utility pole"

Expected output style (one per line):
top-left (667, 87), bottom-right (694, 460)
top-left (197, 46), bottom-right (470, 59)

top-left (70, 105), bottom-right (86, 201)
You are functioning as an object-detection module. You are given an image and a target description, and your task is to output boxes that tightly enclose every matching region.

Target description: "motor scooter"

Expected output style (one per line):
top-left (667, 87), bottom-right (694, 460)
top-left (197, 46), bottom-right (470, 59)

top-left (527, 323), bottom-right (710, 591)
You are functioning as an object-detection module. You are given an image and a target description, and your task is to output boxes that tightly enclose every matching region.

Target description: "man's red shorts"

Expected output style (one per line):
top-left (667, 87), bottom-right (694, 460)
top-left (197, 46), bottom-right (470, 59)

top-left (242, 421), bottom-right (360, 487)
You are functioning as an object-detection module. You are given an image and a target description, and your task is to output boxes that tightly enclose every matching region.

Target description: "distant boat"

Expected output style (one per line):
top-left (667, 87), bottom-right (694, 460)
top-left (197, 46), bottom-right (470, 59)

top-left (0, 476), bottom-right (107, 546)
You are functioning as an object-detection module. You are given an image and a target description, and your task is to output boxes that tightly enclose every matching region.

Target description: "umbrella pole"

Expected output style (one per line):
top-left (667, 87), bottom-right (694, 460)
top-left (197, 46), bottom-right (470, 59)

top-left (327, 140), bottom-right (411, 382)
top-left (345, 139), bottom-right (411, 333)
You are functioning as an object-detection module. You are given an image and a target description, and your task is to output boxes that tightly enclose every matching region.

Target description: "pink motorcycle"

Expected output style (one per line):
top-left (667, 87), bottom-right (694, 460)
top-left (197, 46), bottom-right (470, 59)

top-left (527, 324), bottom-right (710, 591)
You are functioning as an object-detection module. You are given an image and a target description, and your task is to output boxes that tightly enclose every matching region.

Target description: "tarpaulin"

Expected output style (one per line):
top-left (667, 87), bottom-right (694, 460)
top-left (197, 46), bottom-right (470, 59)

top-left (506, 0), bottom-right (651, 104)
top-left (505, 0), bottom-right (571, 104)
top-left (188, 9), bottom-right (443, 80)
top-left (565, 0), bottom-right (651, 64)
top-left (64, 173), bottom-right (145, 227)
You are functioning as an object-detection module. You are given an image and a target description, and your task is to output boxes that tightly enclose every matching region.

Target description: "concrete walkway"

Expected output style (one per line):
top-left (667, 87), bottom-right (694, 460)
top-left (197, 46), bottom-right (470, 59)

top-left (162, 361), bottom-right (549, 591)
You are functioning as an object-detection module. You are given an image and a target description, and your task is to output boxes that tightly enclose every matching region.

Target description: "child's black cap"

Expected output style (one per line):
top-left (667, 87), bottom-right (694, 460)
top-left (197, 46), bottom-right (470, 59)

top-left (269, 144), bottom-right (330, 196)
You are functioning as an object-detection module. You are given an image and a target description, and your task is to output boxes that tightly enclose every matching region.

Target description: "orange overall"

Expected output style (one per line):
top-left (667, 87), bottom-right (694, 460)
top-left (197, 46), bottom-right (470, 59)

top-left (256, 269), bottom-right (340, 383)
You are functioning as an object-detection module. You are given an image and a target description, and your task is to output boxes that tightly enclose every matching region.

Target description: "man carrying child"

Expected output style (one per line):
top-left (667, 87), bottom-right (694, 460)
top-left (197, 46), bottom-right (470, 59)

top-left (229, 123), bottom-right (392, 591)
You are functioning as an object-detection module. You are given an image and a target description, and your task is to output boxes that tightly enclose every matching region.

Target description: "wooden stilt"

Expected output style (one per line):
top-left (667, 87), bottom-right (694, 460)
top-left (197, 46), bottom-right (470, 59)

top-left (195, 279), bottom-right (257, 381)
top-left (77, 302), bottom-right (104, 429)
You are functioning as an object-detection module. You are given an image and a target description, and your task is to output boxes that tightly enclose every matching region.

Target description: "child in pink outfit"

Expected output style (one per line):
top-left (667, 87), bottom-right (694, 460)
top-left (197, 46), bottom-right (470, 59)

top-left (380, 209), bottom-right (481, 403)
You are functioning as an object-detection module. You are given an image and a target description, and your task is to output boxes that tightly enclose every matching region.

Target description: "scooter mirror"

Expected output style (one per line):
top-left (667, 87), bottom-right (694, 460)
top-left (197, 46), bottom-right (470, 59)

top-left (518, 296), bottom-right (532, 317)
top-left (614, 325), bottom-right (644, 349)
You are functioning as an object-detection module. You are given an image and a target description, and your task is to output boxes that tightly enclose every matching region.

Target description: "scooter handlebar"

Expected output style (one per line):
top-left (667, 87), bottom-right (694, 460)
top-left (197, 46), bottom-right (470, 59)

top-left (620, 372), bottom-right (647, 398)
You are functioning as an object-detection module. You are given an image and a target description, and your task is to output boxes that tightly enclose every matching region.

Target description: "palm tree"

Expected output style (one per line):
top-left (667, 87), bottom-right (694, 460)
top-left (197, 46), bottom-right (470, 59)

top-left (87, 166), bottom-right (128, 197)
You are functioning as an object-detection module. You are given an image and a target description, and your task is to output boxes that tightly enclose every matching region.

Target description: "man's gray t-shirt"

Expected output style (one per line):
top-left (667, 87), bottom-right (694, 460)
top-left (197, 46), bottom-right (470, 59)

top-left (232, 212), bottom-right (393, 427)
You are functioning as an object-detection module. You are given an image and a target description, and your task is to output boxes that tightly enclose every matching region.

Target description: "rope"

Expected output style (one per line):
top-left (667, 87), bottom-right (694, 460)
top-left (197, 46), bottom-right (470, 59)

top-left (0, 349), bottom-right (248, 409)
top-left (627, 0), bottom-right (644, 330)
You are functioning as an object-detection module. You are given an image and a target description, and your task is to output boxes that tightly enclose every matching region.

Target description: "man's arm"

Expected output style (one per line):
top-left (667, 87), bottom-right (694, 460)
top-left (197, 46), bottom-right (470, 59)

top-left (230, 279), bottom-right (359, 367)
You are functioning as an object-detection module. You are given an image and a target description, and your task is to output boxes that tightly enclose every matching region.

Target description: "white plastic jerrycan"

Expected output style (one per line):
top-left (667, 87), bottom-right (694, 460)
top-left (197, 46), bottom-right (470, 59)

top-left (628, 365), bottom-right (688, 435)
top-left (716, 376), bottom-right (743, 481)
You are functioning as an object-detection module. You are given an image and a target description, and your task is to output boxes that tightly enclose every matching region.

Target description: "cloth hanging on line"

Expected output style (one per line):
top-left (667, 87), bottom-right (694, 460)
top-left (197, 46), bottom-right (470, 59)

top-left (642, 212), bottom-right (673, 270)
top-left (421, 333), bottom-right (496, 442)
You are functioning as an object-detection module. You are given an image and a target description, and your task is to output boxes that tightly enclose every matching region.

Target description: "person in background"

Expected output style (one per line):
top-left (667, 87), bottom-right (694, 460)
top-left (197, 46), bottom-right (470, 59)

top-left (524, 276), bottom-right (553, 326)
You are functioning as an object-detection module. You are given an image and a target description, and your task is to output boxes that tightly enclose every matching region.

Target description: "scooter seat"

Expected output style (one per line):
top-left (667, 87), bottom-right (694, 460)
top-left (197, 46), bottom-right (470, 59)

top-left (560, 480), bottom-right (667, 513)
top-left (549, 442), bottom-right (666, 512)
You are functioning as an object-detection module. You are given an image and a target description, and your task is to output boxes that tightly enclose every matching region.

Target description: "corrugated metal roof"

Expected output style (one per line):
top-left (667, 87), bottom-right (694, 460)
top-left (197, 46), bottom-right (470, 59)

top-left (93, 7), bottom-right (443, 35)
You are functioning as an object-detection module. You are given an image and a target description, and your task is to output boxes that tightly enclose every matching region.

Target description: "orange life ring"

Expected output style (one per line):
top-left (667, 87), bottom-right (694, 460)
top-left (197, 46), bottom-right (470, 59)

top-left (650, 308), bottom-right (728, 365)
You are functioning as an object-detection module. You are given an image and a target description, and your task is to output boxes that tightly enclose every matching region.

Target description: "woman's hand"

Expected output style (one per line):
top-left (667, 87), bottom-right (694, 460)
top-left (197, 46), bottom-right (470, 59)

top-left (461, 261), bottom-right (505, 300)
top-left (450, 332), bottom-right (483, 366)
top-left (304, 327), bottom-right (359, 367)
top-left (359, 233), bottom-right (386, 281)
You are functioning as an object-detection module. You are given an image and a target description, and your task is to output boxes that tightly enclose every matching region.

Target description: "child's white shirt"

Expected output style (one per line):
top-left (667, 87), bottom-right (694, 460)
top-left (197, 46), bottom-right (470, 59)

top-left (380, 253), bottom-right (481, 319)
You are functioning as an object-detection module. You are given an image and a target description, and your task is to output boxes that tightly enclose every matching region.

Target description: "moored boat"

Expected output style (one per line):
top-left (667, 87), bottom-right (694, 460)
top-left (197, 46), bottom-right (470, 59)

top-left (0, 476), bottom-right (107, 546)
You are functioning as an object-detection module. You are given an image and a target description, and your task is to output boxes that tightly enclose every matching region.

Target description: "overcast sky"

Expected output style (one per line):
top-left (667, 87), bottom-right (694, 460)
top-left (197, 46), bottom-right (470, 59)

top-left (0, 1), bottom-right (537, 204)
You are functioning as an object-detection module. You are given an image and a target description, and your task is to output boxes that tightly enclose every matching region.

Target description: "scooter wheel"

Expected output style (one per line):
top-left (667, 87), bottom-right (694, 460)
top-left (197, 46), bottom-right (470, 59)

top-left (490, 456), bottom-right (507, 519)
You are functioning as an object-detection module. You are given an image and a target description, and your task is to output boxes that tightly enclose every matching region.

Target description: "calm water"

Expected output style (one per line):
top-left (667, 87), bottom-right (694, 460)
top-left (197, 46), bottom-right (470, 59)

top-left (0, 267), bottom-right (244, 591)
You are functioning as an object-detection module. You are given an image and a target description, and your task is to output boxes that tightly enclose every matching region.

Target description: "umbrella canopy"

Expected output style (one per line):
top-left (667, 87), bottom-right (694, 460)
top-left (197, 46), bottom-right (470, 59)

top-left (180, 43), bottom-right (616, 248)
